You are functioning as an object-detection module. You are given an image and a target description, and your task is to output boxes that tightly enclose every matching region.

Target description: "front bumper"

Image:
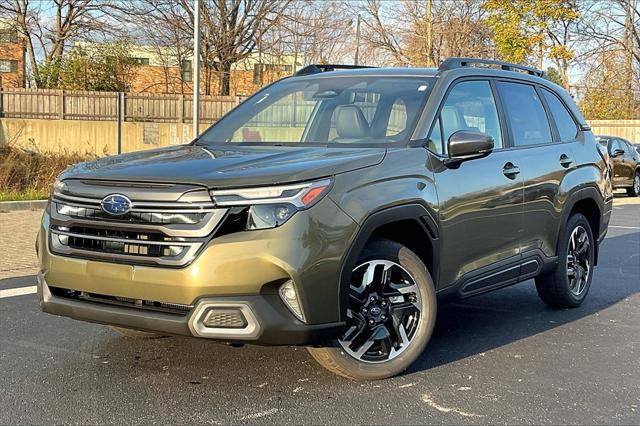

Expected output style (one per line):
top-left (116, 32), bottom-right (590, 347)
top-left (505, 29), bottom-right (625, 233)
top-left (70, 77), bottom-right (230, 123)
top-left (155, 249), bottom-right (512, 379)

top-left (37, 274), bottom-right (343, 345)
top-left (37, 196), bottom-right (358, 344)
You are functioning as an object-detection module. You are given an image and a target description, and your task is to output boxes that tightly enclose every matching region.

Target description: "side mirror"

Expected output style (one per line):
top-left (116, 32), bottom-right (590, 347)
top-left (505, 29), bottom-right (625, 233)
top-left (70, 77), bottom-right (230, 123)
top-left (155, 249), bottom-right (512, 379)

top-left (446, 130), bottom-right (494, 165)
top-left (611, 148), bottom-right (625, 157)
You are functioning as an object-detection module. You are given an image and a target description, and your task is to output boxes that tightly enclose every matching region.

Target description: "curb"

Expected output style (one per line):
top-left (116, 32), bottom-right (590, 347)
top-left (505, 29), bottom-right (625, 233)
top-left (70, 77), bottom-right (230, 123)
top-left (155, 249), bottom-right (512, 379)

top-left (0, 200), bottom-right (48, 212)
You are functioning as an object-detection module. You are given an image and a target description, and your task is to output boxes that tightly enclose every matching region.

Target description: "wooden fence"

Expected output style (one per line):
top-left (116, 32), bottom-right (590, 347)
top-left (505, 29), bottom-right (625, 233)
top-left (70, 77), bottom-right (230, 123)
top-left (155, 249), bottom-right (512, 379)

top-left (588, 120), bottom-right (640, 143)
top-left (0, 88), bottom-right (241, 123)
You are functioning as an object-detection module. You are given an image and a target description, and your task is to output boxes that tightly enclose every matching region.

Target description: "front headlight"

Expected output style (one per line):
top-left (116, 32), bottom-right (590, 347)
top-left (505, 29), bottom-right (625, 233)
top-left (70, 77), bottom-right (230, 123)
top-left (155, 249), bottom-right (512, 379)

top-left (52, 178), bottom-right (67, 197)
top-left (210, 178), bottom-right (332, 230)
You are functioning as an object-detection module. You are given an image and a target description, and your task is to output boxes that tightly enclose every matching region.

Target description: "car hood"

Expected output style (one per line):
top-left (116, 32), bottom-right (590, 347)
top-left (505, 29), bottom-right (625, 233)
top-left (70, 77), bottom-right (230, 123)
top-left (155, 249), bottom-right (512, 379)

top-left (60, 144), bottom-right (386, 188)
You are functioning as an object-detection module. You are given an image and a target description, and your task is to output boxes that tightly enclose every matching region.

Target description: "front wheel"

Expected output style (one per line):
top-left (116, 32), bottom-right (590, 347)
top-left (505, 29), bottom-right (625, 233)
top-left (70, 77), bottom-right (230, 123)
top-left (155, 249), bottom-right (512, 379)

top-left (627, 171), bottom-right (640, 197)
top-left (308, 239), bottom-right (437, 380)
top-left (535, 213), bottom-right (595, 308)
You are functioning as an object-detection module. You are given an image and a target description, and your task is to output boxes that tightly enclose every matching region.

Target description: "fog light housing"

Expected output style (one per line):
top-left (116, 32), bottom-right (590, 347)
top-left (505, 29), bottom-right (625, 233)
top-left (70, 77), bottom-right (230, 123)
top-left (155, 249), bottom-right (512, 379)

top-left (279, 280), bottom-right (305, 322)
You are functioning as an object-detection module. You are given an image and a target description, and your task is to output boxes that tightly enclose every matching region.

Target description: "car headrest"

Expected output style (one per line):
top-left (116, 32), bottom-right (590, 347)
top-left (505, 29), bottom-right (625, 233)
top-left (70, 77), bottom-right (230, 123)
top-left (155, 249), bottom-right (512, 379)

top-left (335, 105), bottom-right (369, 139)
top-left (441, 105), bottom-right (461, 130)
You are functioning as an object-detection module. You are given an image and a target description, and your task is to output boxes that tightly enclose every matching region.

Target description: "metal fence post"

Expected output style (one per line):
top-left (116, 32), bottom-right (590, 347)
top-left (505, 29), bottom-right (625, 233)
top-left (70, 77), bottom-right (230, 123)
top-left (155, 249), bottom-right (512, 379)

top-left (116, 92), bottom-right (123, 155)
top-left (59, 90), bottom-right (65, 120)
top-left (179, 95), bottom-right (184, 123)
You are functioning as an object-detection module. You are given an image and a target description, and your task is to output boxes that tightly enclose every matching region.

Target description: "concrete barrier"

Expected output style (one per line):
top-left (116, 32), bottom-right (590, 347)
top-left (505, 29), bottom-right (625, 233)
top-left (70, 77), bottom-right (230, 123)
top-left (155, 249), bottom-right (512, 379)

top-left (0, 200), bottom-right (47, 212)
top-left (0, 118), bottom-right (211, 155)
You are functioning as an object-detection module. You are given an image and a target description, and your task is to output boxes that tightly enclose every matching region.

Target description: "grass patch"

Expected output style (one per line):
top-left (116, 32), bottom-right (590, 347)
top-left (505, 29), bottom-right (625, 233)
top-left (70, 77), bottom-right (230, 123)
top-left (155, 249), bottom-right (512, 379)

top-left (0, 188), bottom-right (51, 201)
top-left (0, 145), bottom-right (95, 201)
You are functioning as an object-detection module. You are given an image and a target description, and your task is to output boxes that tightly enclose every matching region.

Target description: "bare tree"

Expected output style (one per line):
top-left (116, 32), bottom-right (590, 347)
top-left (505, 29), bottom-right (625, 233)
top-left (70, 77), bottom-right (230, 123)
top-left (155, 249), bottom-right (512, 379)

top-left (359, 0), bottom-right (495, 67)
top-left (359, 0), bottom-right (410, 66)
top-left (194, 0), bottom-right (290, 95)
top-left (577, 0), bottom-right (639, 82)
top-left (427, 0), bottom-right (494, 65)
top-left (573, 0), bottom-right (639, 116)
top-left (0, 0), bottom-right (121, 88)
top-left (126, 1), bottom-right (193, 94)
top-left (124, 0), bottom-right (289, 96)
top-left (266, 0), bottom-right (356, 70)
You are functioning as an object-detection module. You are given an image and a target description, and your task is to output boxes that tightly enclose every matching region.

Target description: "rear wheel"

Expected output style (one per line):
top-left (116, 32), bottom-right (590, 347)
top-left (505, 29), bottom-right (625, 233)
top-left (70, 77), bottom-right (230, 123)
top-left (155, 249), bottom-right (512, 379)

top-left (535, 213), bottom-right (595, 308)
top-left (627, 171), bottom-right (640, 197)
top-left (111, 326), bottom-right (165, 339)
top-left (308, 239), bottom-right (437, 380)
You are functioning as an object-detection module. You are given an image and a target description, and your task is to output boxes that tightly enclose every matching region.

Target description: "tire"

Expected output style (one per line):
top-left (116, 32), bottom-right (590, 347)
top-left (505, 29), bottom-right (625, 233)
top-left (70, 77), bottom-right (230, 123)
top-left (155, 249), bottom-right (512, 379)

top-left (111, 326), bottom-right (165, 339)
top-left (307, 239), bottom-right (437, 380)
top-left (535, 213), bottom-right (595, 308)
top-left (627, 171), bottom-right (640, 197)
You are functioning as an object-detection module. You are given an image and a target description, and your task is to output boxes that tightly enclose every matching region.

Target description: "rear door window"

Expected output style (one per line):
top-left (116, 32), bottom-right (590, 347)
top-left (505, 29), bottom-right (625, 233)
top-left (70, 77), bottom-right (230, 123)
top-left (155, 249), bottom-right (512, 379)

top-left (497, 81), bottom-right (553, 147)
top-left (541, 88), bottom-right (578, 142)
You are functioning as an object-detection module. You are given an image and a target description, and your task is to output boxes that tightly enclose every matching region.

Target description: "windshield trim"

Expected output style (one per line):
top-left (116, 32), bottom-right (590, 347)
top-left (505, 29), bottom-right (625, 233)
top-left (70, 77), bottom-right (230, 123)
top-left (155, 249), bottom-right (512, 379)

top-left (194, 75), bottom-right (436, 149)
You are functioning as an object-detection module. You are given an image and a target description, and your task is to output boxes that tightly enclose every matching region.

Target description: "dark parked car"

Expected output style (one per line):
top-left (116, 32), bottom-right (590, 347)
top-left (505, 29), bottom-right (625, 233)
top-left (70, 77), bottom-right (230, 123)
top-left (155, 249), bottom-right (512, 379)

top-left (38, 58), bottom-right (612, 380)
top-left (597, 136), bottom-right (640, 196)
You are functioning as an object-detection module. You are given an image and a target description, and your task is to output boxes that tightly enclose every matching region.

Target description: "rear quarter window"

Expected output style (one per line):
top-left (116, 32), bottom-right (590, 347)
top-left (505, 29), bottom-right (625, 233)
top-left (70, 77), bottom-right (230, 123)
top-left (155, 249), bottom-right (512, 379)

top-left (541, 88), bottom-right (578, 142)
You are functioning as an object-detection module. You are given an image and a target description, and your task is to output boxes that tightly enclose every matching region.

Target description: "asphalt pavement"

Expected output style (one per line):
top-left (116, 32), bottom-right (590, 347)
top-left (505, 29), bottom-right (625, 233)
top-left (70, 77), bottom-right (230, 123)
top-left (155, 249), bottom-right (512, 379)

top-left (0, 199), bottom-right (638, 424)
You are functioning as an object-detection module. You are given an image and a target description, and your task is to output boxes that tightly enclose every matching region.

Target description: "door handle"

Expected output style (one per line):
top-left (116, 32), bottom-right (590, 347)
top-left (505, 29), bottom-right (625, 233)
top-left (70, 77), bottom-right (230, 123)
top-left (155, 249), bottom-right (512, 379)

top-left (503, 162), bottom-right (520, 178)
top-left (559, 154), bottom-right (573, 168)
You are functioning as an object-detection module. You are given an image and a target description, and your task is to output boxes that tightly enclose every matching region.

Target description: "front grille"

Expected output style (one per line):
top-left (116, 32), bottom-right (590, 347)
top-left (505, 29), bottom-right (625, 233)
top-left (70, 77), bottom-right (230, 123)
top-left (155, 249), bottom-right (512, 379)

top-left (52, 225), bottom-right (191, 259)
top-left (50, 286), bottom-right (193, 316)
top-left (49, 181), bottom-right (228, 267)
top-left (56, 203), bottom-right (207, 225)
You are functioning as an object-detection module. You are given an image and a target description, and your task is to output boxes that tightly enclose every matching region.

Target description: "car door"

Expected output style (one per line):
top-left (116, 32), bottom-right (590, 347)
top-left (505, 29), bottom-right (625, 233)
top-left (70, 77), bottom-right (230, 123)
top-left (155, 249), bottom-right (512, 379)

top-left (609, 139), bottom-right (628, 186)
top-left (495, 82), bottom-right (579, 265)
top-left (429, 79), bottom-right (525, 293)
top-left (609, 138), bottom-right (624, 186)
top-left (621, 140), bottom-right (638, 184)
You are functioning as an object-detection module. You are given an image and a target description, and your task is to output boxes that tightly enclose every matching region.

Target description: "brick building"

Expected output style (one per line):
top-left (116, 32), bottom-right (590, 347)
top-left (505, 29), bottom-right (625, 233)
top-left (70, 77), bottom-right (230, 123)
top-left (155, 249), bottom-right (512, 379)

top-left (123, 45), bottom-right (300, 96)
top-left (0, 25), bottom-right (26, 90)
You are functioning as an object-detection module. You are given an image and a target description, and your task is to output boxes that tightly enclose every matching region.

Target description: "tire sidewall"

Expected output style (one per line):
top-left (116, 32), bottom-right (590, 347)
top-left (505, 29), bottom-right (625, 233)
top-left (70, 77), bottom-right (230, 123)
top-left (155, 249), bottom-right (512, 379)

top-left (323, 240), bottom-right (437, 380)
top-left (631, 172), bottom-right (640, 197)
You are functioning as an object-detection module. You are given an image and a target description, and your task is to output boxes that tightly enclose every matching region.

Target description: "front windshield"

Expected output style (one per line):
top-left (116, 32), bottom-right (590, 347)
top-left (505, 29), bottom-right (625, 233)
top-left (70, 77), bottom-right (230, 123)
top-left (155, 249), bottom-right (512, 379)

top-left (198, 76), bottom-right (435, 147)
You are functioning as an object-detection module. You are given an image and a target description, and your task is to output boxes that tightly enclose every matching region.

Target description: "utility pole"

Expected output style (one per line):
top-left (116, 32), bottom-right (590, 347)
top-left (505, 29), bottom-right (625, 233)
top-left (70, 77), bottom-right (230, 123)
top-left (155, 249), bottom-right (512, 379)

top-left (624, 0), bottom-right (634, 88)
top-left (193, 0), bottom-right (201, 139)
top-left (354, 14), bottom-right (361, 66)
top-left (624, 0), bottom-right (635, 117)
top-left (425, 0), bottom-right (432, 66)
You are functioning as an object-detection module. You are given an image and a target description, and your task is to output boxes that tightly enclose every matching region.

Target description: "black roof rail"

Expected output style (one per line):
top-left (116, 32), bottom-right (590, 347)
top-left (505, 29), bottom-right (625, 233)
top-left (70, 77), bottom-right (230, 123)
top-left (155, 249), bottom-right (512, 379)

top-left (438, 57), bottom-right (545, 77)
top-left (295, 64), bottom-right (377, 76)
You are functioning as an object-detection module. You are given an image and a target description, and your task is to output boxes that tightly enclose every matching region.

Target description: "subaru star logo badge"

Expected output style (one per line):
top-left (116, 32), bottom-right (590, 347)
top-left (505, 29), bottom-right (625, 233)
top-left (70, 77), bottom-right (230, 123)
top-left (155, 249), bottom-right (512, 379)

top-left (100, 194), bottom-right (132, 215)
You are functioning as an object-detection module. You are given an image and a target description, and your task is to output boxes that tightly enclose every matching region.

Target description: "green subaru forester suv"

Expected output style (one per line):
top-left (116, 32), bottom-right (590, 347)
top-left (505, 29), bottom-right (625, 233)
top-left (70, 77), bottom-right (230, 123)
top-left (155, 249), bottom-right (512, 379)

top-left (37, 58), bottom-right (612, 380)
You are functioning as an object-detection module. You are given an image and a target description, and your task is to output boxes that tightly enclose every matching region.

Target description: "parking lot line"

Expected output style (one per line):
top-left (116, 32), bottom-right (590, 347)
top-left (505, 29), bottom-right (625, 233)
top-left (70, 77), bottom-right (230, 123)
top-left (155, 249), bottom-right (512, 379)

top-left (609, 225), bottom-right (640, 230)
top-left (0, 286), bottom-right (37, 299)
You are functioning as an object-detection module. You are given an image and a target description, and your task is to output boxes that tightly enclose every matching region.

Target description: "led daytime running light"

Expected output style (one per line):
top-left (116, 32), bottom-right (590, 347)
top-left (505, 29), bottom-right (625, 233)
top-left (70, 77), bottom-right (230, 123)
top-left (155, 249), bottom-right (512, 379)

top-left (210, 178), bottom-right (331, 208)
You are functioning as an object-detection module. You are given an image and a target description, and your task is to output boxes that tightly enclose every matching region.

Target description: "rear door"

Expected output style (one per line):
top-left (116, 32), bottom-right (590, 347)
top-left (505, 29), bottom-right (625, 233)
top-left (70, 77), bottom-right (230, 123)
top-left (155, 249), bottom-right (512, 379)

top-left (495, 81), bottom-right (580, 264)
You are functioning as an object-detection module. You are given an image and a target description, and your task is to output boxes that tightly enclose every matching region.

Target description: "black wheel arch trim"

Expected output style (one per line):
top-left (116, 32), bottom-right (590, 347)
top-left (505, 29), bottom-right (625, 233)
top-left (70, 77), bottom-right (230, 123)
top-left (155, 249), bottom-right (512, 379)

top-left (557, 185), bottom-right (607, 266)
top-left (337, 203), bottom-right (440, 322)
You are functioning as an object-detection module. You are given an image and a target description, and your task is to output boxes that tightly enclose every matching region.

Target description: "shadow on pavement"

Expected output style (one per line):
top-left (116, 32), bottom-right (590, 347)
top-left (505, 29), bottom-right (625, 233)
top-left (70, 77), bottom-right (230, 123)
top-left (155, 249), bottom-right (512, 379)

top-left (409, 230), bottom-right (639, 373)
